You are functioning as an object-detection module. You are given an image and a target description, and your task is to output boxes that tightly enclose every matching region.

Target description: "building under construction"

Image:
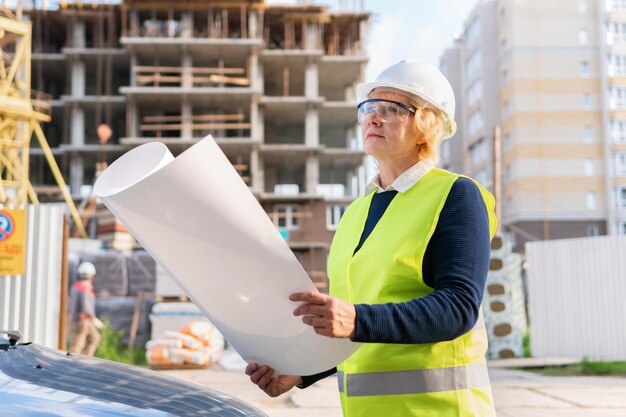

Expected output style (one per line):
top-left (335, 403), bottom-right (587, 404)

top-left (26, 0), bottom-right (369, 291)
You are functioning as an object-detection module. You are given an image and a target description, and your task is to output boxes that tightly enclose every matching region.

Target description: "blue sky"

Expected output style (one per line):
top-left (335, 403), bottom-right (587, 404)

top-left (267, 0), bottom-right (478, 79)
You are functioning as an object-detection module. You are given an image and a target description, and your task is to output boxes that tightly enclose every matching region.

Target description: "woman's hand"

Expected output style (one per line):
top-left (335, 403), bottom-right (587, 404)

top-left (245, 363), bottom-right (302, 397)
top-left (290, 291), bottom-right (356, 339)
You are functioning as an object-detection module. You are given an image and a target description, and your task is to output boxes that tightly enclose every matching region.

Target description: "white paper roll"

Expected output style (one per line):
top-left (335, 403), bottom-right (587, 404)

top-left (94, 136), bottom-right (360, 375)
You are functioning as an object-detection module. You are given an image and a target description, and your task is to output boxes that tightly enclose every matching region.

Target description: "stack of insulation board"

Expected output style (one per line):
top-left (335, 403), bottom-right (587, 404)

top-left (483, 233), bottom-right (528, 359)
top-left (95, 203), bottom-right (139, 253)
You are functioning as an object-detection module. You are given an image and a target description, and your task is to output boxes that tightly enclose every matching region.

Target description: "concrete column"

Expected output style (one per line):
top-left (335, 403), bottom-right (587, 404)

top-left (306, 22), bottom-right (318, 50)
top-left (248, 51), bottom-right (259, 92)
top-left (70, 104), bottom-right (84, 146)
top-left (130, 54), bottom-right (137, 86)
top-left (305, 60), bottom-right (318, 98)
top-left (181, 98), bottom-right (192, 139)
top-left (71, 60), bottom-right (85, 97)
top-left (73, 21), bottom-right (86, 48)
top-left (257, 59), bottom-right (264, 95)
top-left (182, 52), bottom-right (193, 89)
top-left (250, 148), bottom-right (263, 192)
top-left (127, 100), bottom-right (139, 138)
top-left (358, 20), bottom-right (368, 55)
top-left (305, 155), bottom-right (319, 195)
top-left (250, 99), bottom-right (259, 141)
top-left (258, 106), bottom-right (265, 143)
top-left (182, 12), bottom-right (193, 38)
top-left (248, 9), bottom-right (258, 38)
top-left (305, 106), bottom-right (319, 147)
top-left (345, 84), bottom-right (355, 101)
top-left (70, 154), bottom-right (84, 195)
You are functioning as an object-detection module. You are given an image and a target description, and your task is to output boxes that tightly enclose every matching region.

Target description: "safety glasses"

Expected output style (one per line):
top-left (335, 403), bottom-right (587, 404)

top-left (357, 99), bottom-right (416, 124)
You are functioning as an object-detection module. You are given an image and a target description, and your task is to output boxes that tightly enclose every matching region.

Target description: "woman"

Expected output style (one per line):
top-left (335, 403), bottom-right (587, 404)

top-left (246, 61), bottom-right (497, 417)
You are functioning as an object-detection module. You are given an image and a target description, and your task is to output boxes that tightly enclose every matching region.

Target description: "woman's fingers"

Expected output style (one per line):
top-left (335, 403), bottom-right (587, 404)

top-left (289, 291), bottom-right (327, 305)
top-left (290, 292), bottom-right (356, 339)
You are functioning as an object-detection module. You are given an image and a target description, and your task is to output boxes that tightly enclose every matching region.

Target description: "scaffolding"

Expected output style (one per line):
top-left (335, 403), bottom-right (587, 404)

top-left (0, 9), bottom-right (87, 237)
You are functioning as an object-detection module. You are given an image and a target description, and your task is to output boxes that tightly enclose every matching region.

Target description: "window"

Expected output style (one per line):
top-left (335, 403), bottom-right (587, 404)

top-left (466, 80), bottom-right (483, 107)
top-left (274, 184), bottom-right (299, 196)
top-left (579, 0), bottom-right (588, 12)
top-left (607, 22), bottom-right (626, 44)
top-left (580, 61), bottom-right (589, 76)
top-left (272, 204), bottom-right (300, 230)
top-left (618, 221), bottom-right (626, 235)
top-left (615, 186), bottom-right (626, 208)
top-left (326, 204), bottom-right (347, 230)
top-left (465, 50), bottom-right (482, 83)
top-left (611, 119), bottom-right (626, 142)
top-left (474, 168), bottom-right (491, 188)
top-left (501, 69), bottom-right (509, 85)
top-left (609, 0), bottom-right (626, 11)
top-left (464, 17), bottom-right (481, 50)
top-left (582, 93), bottom-right (591, 109)
top-left (584, 126), bottom-right (593, 143)
top-left (503, 132), bottom-right (512, 149)
top-left (469, 138), bottom-right (488, 166)
top-left (585, 159), bottom-right (594, 176)
top-left (467, 108), bottom-right (484, 136)
top-left (587, 192), bottom-right (597, 209)
top-left (579, 29), bottom-right (588, 45)
top-left (609, 54), bottom-right (626, 75)
top-left (610, 88), bottom-right (626, 109)
top-left (587, 224), bottom-right (599, 237)
top-left (615, 153), bottom-right (626, 175)
top-left (502, 100), bottom-right (511, 117)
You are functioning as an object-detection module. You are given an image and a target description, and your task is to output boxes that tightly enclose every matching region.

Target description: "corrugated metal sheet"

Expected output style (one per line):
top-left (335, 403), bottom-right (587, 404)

top-left (0, 204), bottom-right (64, 348)
top-left (526, 235), bottom-right (626, 360)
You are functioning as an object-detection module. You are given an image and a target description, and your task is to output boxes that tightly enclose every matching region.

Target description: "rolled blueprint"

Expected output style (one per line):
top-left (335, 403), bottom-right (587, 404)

top-left (93, 136), bottom-right (360, 375)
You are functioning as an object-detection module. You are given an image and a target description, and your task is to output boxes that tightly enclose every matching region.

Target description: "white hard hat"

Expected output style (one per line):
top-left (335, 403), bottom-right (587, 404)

top-left (77, 262), bottom-right (96, 279)
top-left (357, 61), bottom-right (457, 139)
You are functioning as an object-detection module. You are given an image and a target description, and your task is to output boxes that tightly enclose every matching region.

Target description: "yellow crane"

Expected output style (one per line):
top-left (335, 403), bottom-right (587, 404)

top-left (0, 8), bottom-right (87, 238)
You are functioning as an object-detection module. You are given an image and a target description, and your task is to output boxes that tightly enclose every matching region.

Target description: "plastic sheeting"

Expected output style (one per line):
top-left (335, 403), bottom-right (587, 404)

top-left (78, 252), bottom-right (127, 297)
top-left (93, 136), bottom-right (360, 375)
top-left (96, 297), bottom-right (153, 347)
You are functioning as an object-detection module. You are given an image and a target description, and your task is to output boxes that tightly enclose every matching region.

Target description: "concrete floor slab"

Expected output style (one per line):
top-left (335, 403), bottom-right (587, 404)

top-left (491, 387), bottom-right (576, 408)
top-left (159, 366), bottom-right (626, 417)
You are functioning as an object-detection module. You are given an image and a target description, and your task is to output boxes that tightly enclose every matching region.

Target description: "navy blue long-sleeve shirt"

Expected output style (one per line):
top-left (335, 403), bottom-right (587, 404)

top-left (298, 177), bottom-right (491, 388)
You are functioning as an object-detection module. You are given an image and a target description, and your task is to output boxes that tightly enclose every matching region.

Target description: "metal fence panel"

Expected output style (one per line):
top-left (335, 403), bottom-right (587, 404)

top-left (526, 235), bottom-right (626, 360)
top-left (0, 204), bottom-right (64, 348)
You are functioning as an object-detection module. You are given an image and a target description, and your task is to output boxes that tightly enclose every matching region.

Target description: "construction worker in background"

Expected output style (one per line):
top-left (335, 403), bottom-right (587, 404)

top-left (246, 61), bottom-right (497, 416)
top-left (69, 261), bottom-right (104, 356)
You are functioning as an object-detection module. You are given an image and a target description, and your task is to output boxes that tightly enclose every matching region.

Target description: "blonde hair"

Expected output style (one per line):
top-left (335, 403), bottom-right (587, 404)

top-left (409, 96), bottom-right (446, 165)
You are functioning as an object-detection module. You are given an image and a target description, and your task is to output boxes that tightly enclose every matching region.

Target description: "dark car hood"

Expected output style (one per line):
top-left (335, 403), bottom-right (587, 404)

top-left (0, 342), bottom-right (266, 416)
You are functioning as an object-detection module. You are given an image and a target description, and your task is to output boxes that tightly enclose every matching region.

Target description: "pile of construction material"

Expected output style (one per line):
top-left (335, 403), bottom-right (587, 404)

top-left (146, 321), bottom-right (224, 369)
top-left (483, 233), bottom-right (528, 359)
top-left (94, 203), bottom-right (140, 253)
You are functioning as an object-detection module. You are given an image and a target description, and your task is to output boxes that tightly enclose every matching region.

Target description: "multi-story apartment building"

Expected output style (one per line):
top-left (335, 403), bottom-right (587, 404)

top-left (442, 0), bottom-right (614, 252)
top-left (602, 0), bottom-right (626, 236)
top-left (439, 39), bottom-right (465, 174)
top-left (27, 0), bottom-right (369, 291)
top-left (498, 0), bottom-right (605, 251)
top-left (442, 0), bottom-right (499, 191)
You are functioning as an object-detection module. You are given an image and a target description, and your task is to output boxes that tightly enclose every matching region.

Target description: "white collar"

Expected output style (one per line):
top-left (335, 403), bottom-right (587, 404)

top-left (365, 159), bottom-right (435, 194)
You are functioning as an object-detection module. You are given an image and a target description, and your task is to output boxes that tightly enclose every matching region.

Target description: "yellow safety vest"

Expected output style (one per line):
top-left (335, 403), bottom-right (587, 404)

top-left (328, 168), bottom-right (497, 417)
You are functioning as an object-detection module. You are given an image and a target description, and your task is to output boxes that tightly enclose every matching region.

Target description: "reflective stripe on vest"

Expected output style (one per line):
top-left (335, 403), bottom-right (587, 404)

top-left (338, 364), bottom-right (490, 396)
